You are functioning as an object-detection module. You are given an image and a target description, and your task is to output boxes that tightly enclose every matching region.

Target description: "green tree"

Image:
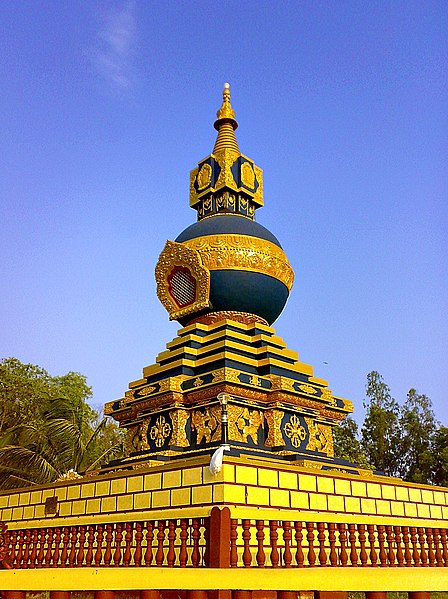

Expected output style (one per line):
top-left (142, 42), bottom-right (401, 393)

top-left (333, 416), bottom-right (371, 469)
top-left (361, 371), bottom-right (401, 476)
top-left (0, 357), bottom-right (124, 489)
top-left (431, 425), bottom-right (448, 487)
top-left (399, 388), bottom-right (438, 483)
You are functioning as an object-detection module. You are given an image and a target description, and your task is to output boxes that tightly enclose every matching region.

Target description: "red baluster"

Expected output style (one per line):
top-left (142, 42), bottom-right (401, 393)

top-left (104, 524), bottom-right (113, 567)
top-left (294, 521), bottom-right (304, 567)
top-left (179, 519), bottom-right (188, 567)
top-left (358, 525), bottom-right (368, 566)
top-left (22, 530), bottom-right (31, 569)
top-left (306, 523), bottom-right (316, 567)
top-left (16, 530), bottom-right (24, 568)
top-left (77, 526), bottom-right (86, 567)
top-left (348, 524), bottom-right (358, 566)
top-left (85, 526), bottom-right (95, 567)
top-left (377, 525), bottom-right (387, 567)
top-left (426, 528), bottom-right (435, 566)
top-left (270, 521), bottom-right (279, 567)
top-left (242, 520), bottom-right (252, 567)
top-left (338, 524), bottom-right (348, 567)
top-left (203, 517), bottom-right (210, 567)
top-left (134, 522), bottom-right (143, 567)
top-left (410, 527), bottom-right (420, 566)
top-left (317, 523), bottom-right (326, 566)
top-left (52, 528), bottom-right (61, 567)
top-left (9, 530), bottom-right (17, 568)
top-left (144, 521), bottom-right (154, 566)
top-left (37, 528), bottom-right (46, 568)
top-left (191, 519), bottom-right (200, 567)
top-left (123, 523), bottom-right (133, 567)
top-left (230, 519), bottom-right (238, 567)
top-left (60, 527), bottom-right (69, 567)
top-left (45, 529), bottom-right (53, 567)
top-left (114, 523), bottom-right (123, 566)
top-left (255, 520), bottom-right (265, 567)
top-left (402, 526), bottom-right (412, 566)
top-left (281, 521), bottom-right (292, 567)
top-left (418, 527), bottom-right (428, 566)
top-left (328, 523), bottom-right (338, 566)
top-left (394, 526), bottom-right (404, 567)
top-left (94, 525), bottom-right (103, 567)
top-left (29, 529), bottom-right (39, 567)
top-left (367, 524), bottom-right (377, 566)
top-left (385, 525), bottom-right (395, 566)
top-left (167, 520), bottom-right (176, 567)
top-left (439, 529), bottom-right (448, 566)
top-left (69, 527), bottom-right (77, 568)
top-left (433, 528), bottom-right (443, 567)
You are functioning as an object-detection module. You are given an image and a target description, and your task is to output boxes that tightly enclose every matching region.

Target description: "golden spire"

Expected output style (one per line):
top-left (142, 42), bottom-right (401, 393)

top-left (213, 83), bottom-right (240, 154)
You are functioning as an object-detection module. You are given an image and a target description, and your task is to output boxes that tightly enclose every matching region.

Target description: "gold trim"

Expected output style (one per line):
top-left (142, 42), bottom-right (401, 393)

top-left (169, 409), bottom-right (190, 447)
top-left (183, 234), bottom-right (294, 291)
top-left (265, 409), bottom-right (285, 447)
top-left (155, 240), bottom-right (211, 320)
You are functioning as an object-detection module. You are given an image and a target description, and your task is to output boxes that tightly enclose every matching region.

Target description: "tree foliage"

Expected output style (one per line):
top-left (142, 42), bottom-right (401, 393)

top-left (0, 357), bottom-right (124, 489)
top-left (335, 370), bottom-right (446, 485)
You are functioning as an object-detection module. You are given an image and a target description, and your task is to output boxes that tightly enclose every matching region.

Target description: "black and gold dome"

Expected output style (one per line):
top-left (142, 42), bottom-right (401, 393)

top-left (155, 84), bottom-right (294, 326)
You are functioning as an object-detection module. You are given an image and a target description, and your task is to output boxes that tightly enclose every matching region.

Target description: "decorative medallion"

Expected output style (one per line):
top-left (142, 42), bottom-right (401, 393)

top-left (155, 240), bottom-right (210, 320)
top-left (283, 414), bottom-right (307, 448)
top-left (241, 162), bottom-right (255, 188)
top-left (138, 386), bottom-right (157, 396)
top-left (299, 384), bottom-right (317, 395)
top-left (149, 415), bottom-right (171, 448)
top-left (197, 163), bottom-right (212, 189)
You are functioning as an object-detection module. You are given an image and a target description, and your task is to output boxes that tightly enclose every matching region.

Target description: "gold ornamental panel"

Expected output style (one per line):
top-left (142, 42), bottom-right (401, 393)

top-left (265, 409), bottom-right (285, 447)
top-left (182, 234), bottom-right (294, 291)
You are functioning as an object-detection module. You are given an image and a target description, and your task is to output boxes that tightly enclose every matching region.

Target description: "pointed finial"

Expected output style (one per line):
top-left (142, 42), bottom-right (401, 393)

top-left (213, 83), bottom-right (239, 153)
top-left (214, 83), bottom-right (238, 130)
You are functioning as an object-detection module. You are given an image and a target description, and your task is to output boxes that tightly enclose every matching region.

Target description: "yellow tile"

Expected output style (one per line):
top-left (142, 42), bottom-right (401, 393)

top-left (421, 489), bottom-right (434, 504)
top-left (309, 493), bottom-right (327, 511)
top-left (81, 482), bottom-right (96, 498)
top-left (71, 500), bottom-right (87, 515)
top-left (102, 496), bottom-right (117, 512)
top-left (430, 504), bottom-right (443, 519)
top-left (12, 507), bottom-right (23, 519)
top-left (163, 470), bottom-right (181, 489)
top-left (345, 496), bottom-right (361, 513)
top-left (360, 498), bottom-right (376, 514)
top-left (236, 466), bottom-right (258, 485)
top-left (223, 484), bottom-right (246, 504)
top-left (59, 503), bottom-right (71, 517)
top-left (417, 503), bottom-right (430, 518)
top-left (408, 487), bottom-right (422, 502)
top-left (222, 464), bottom-right (235, 483)
top-left (19, 492), bottom-right (31, 506)
top-left (144, 472), bottom-right (162, 491)
top-left (395, 486), bottom-right (409, 502)
top-left (290, 491), bottom-right (309, 509)
top-left (23, 505), bottom-right (34, 519)
top-left (390, 501), bottom-right (405, 516)
top-left (213, 484), bottom-right (225, 503)
top-left (258, 468), bottom-right (278, 488)
top-left (433, 491), bottom-right (445, 505)
top-left (86, 498), bottom-right (101, 513)
top-left (67, 485), bottom-right (81, 500)
top-left (111, 478), bottom-right (126, 495)
top-left (442, 506), bottom-right (448, 519)
top-left (95, 480), bottom-right (110, 496)
top-left (55, 487), bottom-right (67, 501)
top-left (334, 478), bottom-right (351, 496)
top-left (117, 494), bottom-right (134, 511)
top-left (279, 471), bottom-right (298, 490)
top-left (171, 487), bottom-right (191, 506)
top-left (0, 496), bottom-right (8, 508)
top-left (327, 495), bottom-right (344, 512)
top-left (134, 492), bottom-right (151, 510)
top-left (192, 485), bottom-right (213, 505)
top-left (317, 476), bottom-right (335, 494)
top-left (8, 494), bottom-right (19, 507)
top-left (351, 481), bottom-right (366, 497)
top-left (381, 485), bottom-right (396, 500)
top-left (270, 489), bottom-right (290, 507)
top-left (366, 483), bottom-right (381, 498)
top-left (30, 490), bottom-right (42, 504)
top-left (299, 474), bottom-right (317, 492)
top-left (34, 505), bottom-right (45, 518)
top-left (404, 503), bottom-right (417, 517)
top-left (247, 486), bottom-right (269, 506)
top-left (2, 508), bottom-right (12, 521)
top-left (182, 467), bottom-right (202, 486)
top-left (42, 489), bottom-right (55, 501)
top-left (376, 500), bottom-right (391, 515)
top-left (152, 490), bottom-right (170, 508)
top-left (127, 476), bottom-right (144, 493)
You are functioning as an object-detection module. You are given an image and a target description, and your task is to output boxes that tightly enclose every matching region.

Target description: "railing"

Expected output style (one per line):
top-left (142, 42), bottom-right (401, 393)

top-left (3, 513), bottom-right (448, 569)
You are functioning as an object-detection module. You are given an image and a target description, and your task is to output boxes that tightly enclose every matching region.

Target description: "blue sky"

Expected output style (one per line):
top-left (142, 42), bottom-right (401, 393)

top-left (1, 1), bottom-right (447, 426)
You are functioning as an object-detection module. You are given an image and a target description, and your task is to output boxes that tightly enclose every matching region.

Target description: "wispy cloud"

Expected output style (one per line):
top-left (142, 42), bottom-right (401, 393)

top-left (91, 1), bottom-right (136, 91)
